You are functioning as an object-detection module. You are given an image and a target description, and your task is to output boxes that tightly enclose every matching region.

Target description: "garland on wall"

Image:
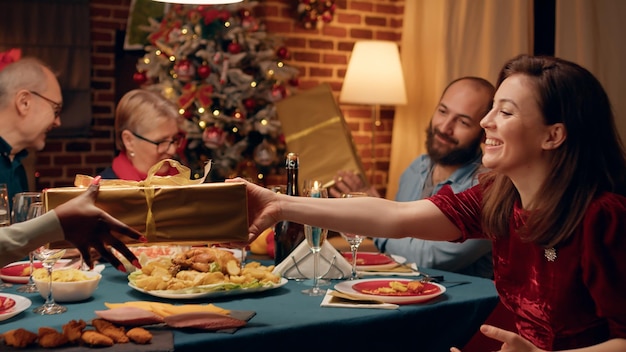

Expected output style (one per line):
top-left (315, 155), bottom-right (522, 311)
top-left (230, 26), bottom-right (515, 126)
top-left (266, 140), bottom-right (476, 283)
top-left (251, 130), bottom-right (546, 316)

top-left (297, 0), bottom-right (336, 29)
top-left (133, 1), bottom-right (300, 183)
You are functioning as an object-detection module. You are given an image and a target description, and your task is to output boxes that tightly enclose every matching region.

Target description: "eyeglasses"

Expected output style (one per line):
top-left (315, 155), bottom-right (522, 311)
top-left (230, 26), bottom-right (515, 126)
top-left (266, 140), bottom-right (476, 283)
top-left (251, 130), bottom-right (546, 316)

top-left (130, 130), bottom-right (184, 153)
top-left (29, 91), bottom-right (62, 119)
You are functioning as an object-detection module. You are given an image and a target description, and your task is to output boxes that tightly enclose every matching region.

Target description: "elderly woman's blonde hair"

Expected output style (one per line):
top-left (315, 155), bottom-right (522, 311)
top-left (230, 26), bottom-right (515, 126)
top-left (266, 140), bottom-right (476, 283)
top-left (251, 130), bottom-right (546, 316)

top-left (114, 89), bottom-right (181, 151)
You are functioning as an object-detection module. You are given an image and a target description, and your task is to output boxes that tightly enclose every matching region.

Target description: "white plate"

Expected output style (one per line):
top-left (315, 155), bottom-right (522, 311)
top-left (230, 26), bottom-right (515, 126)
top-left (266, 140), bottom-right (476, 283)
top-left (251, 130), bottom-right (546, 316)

top-left (334, 278), bottom-right (445, 304)
top-left (128, 277), bottom-right (288, 300)
top-left (0, 293), bottom-right (32, 322)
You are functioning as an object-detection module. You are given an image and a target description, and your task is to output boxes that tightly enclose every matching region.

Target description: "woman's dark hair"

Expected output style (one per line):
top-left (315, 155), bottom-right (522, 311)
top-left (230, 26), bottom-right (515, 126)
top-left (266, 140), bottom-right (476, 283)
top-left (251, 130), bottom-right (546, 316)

top-left (481, 54), bottom-right (626, 247)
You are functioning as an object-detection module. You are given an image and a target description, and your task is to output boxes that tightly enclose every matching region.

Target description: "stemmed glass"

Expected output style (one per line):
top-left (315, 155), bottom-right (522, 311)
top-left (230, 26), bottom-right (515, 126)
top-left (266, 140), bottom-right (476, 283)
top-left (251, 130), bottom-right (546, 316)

top-left (301, 181), bottom-right (329, 296)
top-left (32, 245), bottom-right (67, 315)
top-left (0, 184), bottom-right (11, 290)
top-left (13, 192), bottom-right (43, 293)
top-left (340, 192), bottom-right (368, 280)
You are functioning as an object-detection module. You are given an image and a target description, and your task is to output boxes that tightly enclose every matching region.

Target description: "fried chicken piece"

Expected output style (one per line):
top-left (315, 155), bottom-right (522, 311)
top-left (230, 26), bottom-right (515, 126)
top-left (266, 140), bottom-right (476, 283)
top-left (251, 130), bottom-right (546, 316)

top-left (171, 247), bottom-right (238, 274)
top-left (126, 327), bottom-right (153, 344)
top-left (81, 330), bottom-right (114, 347)
top-left (92, 318), bottom-right (129, 343)
top-left (38, 327), bottom-right (69, 348)
top-left (2, 328), bottom-right (37, 348)
top-left (62, 319), bottom-right (87, 344)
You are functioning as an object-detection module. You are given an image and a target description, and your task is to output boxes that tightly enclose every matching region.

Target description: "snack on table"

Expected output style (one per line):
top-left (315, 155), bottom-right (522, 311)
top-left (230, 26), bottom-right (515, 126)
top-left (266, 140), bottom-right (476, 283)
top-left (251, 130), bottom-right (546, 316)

top-left (163, 311), bottom-right (247, 330)
top-left (32, 268), bottom-right (94, 282)
top-left (37, 327), bottom-right (69, 348)
top-left (62, 319), bottom-right (87, 344)
top-left (2, 328), bottom-right (38, 348)
top-left (126, 327), bottom-right (153, 344)
top-left (81, 330), bottom-right (114, 347)
top-left (92, 318), bottom-right (129, 344)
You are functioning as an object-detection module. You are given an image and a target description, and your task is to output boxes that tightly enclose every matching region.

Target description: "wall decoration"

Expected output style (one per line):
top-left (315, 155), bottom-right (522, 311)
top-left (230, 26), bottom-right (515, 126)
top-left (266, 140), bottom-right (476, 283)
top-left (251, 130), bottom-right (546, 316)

top-left (297, 0), bottom-right (336, 29)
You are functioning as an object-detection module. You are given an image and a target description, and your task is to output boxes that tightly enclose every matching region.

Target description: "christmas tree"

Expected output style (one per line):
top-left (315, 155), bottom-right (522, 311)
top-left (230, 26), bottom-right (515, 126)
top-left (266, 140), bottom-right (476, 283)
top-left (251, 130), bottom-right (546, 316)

top-left (133, 1), bottom-right (300, 183)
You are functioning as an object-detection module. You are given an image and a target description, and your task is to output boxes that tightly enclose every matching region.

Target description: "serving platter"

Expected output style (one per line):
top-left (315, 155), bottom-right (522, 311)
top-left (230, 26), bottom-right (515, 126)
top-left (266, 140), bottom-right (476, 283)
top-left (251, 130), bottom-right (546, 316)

top-left (128, 278), bottom-right (288, 300)
top-left (334, 278), bottom-right (445, 304)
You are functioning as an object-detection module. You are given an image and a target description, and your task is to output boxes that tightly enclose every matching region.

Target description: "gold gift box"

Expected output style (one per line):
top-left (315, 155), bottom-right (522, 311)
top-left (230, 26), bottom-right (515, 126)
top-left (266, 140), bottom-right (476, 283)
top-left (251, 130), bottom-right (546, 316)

top-left (275, 83), bottom-right (368, 190)
top-left (43, 160), bottom-right (248, 244)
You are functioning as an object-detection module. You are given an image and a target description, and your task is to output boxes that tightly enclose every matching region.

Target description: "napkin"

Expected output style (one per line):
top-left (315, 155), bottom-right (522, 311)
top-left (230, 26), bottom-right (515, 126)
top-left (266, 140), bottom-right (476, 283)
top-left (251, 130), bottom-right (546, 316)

top-left (320, 289), bottom-right (399, 309)
top-left (358, 263), bottom-right (422, 277)
top-left (273, 241), bottom-right (352, 280)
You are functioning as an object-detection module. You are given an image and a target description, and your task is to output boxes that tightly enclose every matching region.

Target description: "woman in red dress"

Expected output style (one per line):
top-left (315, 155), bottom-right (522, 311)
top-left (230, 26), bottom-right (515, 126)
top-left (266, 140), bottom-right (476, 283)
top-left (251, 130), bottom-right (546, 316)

top-left (234, 54), bottom-right (626, 351)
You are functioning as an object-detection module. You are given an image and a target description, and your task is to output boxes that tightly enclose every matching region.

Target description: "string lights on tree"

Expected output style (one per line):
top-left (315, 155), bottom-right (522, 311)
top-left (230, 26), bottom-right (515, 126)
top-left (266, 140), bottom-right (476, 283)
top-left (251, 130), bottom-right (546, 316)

top-left (134, 1), bottom-right (300, 183)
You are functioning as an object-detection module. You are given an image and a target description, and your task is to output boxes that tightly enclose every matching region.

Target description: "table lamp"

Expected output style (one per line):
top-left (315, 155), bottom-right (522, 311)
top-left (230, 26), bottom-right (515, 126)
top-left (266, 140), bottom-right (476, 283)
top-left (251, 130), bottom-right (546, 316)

top-left (339, 40), bottom-right (407, 183)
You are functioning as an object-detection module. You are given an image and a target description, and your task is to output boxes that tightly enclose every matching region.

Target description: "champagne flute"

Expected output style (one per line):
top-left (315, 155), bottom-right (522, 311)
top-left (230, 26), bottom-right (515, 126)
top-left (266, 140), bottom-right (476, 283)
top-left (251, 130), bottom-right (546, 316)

top-left (301, 181), bottom-right (329, 296)
top-left (340, 192), bottom-right (368, 280)
top-left (13, 192), bottom-right (43, 293)
top-left (32, 245), bottom-right (67, 315)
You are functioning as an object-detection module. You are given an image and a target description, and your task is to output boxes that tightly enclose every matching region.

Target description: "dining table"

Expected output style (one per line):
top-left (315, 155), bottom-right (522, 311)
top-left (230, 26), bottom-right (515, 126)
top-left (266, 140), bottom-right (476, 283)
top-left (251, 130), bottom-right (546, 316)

top-left (0, 259), bottom-right (499, 351)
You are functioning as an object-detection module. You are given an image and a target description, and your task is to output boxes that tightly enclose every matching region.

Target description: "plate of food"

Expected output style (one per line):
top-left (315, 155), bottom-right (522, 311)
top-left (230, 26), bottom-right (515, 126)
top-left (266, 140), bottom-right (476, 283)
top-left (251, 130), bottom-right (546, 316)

top-left (334, 278), bottom-right (445, 304)
top-left (341, 252), bottom-right (406, 271)
top-left (127, 247), bottom-right (286, 299)
top-left (128, 277), bottom-right (288, 299)
top-left (0, 293), bottom-right (31, 322)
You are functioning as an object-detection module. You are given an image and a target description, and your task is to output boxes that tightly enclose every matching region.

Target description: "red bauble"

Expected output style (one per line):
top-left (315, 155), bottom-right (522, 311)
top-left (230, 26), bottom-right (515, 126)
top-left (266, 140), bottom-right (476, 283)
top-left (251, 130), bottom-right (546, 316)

top-left (174, 59), bottom-right (196, 82)
top-left (197, 63), bottom-right (211, 79)
top-left (227, 42), bottom-right (242, 54)
top-left (132, 71), bottom-right (148, 85)
top-left (243, 98), bottom-right (256, 111)
top-left (276, 47), bottom-right (289, 60)
top-left (183, 108), bottom-right (194, 119)
top-left (202, 126), bottom-right (226, 149)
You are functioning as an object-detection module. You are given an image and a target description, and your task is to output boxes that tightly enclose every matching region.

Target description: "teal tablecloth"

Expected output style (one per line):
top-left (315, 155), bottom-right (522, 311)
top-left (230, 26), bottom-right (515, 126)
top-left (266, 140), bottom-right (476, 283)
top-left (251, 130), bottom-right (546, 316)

top-left (1, 263), bottom-right (498, 351)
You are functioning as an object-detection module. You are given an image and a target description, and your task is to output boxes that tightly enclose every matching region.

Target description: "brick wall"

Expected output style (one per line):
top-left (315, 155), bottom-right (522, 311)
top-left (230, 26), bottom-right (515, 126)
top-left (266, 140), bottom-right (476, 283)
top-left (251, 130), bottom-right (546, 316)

top-left (36, 0), bottom-right (404, 198)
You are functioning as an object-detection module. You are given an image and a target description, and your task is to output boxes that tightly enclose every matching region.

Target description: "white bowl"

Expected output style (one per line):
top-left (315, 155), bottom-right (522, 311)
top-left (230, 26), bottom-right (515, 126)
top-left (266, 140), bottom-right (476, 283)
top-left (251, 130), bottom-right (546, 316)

top-left (33, 270), bottom-right (101, 302)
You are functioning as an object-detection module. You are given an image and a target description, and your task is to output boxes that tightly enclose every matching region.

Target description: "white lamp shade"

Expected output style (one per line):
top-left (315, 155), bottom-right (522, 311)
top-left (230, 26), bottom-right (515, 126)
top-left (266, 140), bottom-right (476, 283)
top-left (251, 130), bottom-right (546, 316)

top-left (339, 40), bottom-right (407, 106)
top-left (152, 0), bottom-right (243, 4)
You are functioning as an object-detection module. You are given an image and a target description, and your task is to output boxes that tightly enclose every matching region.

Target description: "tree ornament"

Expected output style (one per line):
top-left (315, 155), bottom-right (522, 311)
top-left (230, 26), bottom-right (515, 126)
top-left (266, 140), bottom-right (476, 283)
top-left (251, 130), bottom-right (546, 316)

top-left (202, 126), bottom-right (226, 149)
top-left (276, 47), bottom-right (290, 60)
top-left (197, 62), bottom-right (211, 79)
top-left (254, 140), bottom-right (278, 167)
top-left (227, 42), bottom-right (242, 54)
top-left (297, 0), bottom-right (336, 29)
top-left (133, 71), bottom-right (148, 85)
top-left (174, 59), bottom-right (196, 82)
top-left (243, 98), bottom-right (256, 111)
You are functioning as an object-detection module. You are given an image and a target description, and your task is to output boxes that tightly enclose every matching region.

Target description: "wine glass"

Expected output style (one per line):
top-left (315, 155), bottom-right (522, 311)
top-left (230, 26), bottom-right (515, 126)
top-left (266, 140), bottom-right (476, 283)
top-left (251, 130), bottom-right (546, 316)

top-left (340, 192), bottom-right (369, 280)
top-left (301, 181), bottom-right (329, 296)
top-left (13, 193), bottom-right (43, 293)
top-left (32, 245), bottom-right (67, 315)
top-left (0, 184), bottom-right (11, 290)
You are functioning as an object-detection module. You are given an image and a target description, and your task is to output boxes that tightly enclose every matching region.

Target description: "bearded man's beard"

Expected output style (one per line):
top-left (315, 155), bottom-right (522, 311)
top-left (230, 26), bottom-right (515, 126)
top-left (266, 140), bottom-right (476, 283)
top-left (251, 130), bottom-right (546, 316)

top-left (425, 127), bottom-right (483, 166)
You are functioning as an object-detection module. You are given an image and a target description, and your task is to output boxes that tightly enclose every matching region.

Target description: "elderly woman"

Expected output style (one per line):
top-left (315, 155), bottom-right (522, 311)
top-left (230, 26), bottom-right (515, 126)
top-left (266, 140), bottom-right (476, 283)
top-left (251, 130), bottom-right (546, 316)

top-left (100, 89), bottom-right (184, 180)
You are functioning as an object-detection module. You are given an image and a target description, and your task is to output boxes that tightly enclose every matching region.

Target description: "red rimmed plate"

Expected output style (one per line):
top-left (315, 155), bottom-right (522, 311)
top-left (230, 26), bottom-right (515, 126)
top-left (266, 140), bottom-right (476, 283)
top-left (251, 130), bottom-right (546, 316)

top-left (0, 261), bottom-right (44, 284)
top-left (334, 278), bottom-right (446, 304)
top-left (341, 252), bottom-right (406, 270)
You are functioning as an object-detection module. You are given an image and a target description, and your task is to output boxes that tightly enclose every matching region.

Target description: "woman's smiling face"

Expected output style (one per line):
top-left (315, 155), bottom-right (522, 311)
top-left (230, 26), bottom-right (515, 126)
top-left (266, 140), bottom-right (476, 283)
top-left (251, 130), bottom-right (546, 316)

top-left (479, 74), bottom-right (553, 176)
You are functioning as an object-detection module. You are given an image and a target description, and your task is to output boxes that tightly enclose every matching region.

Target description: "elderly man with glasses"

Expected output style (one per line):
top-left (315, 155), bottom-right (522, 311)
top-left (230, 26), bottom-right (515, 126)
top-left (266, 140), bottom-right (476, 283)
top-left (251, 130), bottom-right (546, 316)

top-left (99, 89), bottom-right (185, 181)
top-left (0, 57), bottom-right (63, 204)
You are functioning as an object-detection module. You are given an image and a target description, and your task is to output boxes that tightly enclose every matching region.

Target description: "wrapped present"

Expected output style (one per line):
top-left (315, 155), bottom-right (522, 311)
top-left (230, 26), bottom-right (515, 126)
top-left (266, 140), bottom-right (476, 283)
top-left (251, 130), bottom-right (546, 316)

top-left (275, 83), bottom-right (368, 190)
top-left (44, 159), bottom-right (248, 243)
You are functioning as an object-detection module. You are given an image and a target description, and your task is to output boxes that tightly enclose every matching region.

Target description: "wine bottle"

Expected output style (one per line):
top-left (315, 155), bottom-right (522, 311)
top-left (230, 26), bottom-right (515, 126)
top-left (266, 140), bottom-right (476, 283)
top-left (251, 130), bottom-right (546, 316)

top-left (273, 152), bottom-right (305, 265)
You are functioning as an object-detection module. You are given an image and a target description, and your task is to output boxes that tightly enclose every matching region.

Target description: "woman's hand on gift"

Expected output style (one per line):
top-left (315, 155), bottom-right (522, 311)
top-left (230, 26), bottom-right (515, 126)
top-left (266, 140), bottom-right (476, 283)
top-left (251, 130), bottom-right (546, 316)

top-left (226, 177), bottom-right (282, 243)
top-left (53, 176), bottom-right (147, 272)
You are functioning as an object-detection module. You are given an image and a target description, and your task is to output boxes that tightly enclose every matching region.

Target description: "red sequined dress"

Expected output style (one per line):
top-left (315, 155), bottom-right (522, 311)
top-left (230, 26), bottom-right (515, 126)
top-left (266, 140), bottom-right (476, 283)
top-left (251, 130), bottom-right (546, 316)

top-left (429, 185), bottom-right (626, 349)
